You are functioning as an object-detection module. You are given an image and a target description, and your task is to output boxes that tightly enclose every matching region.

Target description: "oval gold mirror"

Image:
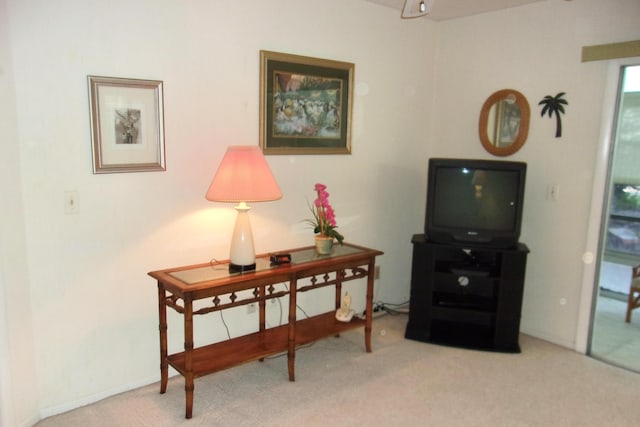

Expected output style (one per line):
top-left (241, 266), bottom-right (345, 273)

top-left (478, 89), bottom-right (530, 156)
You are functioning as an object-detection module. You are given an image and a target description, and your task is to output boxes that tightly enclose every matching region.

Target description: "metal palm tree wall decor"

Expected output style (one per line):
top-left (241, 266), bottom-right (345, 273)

top-left (539, 92), bottom-right (568, 138)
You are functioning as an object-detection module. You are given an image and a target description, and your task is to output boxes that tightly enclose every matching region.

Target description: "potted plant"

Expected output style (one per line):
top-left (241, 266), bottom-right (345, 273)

top-left (307, 183), bottom-right (344, 254)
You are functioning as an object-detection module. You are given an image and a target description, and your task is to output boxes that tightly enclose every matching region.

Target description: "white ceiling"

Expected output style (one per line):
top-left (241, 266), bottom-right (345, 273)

top-left (364, 0), bottom-right (546, 21)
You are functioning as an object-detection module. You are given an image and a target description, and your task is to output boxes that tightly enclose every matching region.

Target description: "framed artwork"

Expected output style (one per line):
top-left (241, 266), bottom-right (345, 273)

top-left (259, 50), bottom-right (354, 155)
top-left (493, 98), bottom-right (521, 147)
top-left (88, 76), bottom-right (166, 173)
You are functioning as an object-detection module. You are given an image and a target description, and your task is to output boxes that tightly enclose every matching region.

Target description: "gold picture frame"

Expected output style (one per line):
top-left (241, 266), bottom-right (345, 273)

top-left (259, 50), bottom-right (354, 155)
top-left (88, 76), bottom-right (166, 173)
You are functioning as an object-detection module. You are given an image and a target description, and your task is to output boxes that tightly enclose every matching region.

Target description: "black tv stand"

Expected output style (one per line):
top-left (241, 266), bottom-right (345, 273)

top-left (405, 234), bottom-right (529, 353)
top-left (450, 266), bottom-right (490, 277)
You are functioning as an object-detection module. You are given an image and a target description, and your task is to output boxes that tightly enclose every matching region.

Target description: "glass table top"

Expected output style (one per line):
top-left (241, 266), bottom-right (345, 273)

top-left (169, 244), bottom-right (366, 285)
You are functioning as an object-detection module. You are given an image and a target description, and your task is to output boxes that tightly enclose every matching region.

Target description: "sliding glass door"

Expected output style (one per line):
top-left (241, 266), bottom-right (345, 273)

top-left (590, 64), bottom-right (640, 372)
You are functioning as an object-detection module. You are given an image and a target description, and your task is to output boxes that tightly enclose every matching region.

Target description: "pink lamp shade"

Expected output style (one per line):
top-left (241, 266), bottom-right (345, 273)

top-left (206, 146), bottom-right (282, 202)
top-left (205, 146), bottom-right (281, 273)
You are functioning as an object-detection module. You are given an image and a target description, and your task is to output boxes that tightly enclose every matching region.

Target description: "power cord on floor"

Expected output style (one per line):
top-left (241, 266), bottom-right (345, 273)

top-left (362, 300), bottom-right (410, 317)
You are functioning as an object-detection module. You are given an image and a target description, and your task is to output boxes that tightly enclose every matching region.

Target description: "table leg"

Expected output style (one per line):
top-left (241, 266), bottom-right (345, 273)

top-left (184, 297), bottom-right (195, 419)
top-left (365, 260), bottom-right (375, 353)
top-left (157, 283), bottom-right (168, 394)
top-left (259, 285), bottom-right (266, 332)
top-left (335, 274), bottom-right (342, 311)
top-left (335, 271), bottom-right (343, 337)
top-left (288, 279), bottom-right (296, 381)
top-left (259, 286), bottom-right (266, 362)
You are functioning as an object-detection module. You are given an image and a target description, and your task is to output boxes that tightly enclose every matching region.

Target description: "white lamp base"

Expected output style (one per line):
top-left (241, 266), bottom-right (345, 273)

top-left (229, 202), bottom-right (256, 273)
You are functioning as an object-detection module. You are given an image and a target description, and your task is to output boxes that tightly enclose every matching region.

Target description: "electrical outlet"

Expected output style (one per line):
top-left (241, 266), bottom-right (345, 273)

top-left (374, 265), bottom-right (381, 280)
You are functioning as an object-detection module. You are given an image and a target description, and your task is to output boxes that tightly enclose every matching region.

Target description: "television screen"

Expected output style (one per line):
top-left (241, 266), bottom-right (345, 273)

top-left (426, 158), bottom-right (526, 247)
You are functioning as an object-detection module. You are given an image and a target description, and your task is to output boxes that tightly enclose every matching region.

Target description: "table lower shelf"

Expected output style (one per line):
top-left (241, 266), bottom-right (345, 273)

top-left (167, 311), bottom-right (367, 378)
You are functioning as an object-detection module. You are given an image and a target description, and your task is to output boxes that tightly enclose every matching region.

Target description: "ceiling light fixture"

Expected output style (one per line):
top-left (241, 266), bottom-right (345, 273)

top-left (402, 0), bottom-right (434, 19)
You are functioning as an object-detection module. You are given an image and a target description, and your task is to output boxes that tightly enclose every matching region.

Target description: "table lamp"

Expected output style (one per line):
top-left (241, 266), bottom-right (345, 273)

top-left (206, 145), bottom-right (282, 273)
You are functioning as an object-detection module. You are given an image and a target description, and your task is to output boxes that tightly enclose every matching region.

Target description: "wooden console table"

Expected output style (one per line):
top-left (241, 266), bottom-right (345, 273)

top-left (148, 243), bottom-right (383, 418)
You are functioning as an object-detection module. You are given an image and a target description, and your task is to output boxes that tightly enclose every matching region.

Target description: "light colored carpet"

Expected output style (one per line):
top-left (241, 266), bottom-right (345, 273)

top-left (36, 314), bottom-right (640, 427)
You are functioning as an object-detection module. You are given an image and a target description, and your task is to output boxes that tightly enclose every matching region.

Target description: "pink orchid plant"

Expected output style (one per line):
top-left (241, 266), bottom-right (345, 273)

top-left (307, 183), bottom-right (344, 245)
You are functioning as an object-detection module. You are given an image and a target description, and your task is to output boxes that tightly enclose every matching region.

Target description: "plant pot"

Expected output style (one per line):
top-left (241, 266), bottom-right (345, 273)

top-left (314, 236), bottom-right (334, 255)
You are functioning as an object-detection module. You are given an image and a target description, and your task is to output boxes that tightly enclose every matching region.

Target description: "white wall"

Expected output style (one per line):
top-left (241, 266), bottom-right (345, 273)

top-left (3, 0), bottom-right (640, 424)
top-left (434, 0), bottom-right (640, 347)
top-left (2, 0), bottom-right (436, 423)
top-left (0, 0), bottom-right (39, 425)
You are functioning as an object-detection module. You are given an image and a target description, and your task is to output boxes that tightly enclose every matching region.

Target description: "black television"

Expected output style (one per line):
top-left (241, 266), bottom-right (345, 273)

top-left (425, 158), bottom-right (527, 248)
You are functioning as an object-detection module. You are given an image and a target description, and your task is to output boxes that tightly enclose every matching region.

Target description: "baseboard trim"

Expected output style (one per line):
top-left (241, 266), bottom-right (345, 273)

top-left (37, 372), bottom-right (176, 420)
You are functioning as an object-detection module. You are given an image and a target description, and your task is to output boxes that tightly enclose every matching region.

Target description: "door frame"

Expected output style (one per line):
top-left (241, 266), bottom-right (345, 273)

top-left (576, 58), bottom-right (640, 353)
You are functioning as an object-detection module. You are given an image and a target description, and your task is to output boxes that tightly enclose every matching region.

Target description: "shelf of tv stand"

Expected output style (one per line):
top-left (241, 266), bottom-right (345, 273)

top-left (167, 313), bottom-right (366, 378)
top-left (428, 319), bottom-right (503, 352)
top-left (405, 234), bottom-right (528, 353)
